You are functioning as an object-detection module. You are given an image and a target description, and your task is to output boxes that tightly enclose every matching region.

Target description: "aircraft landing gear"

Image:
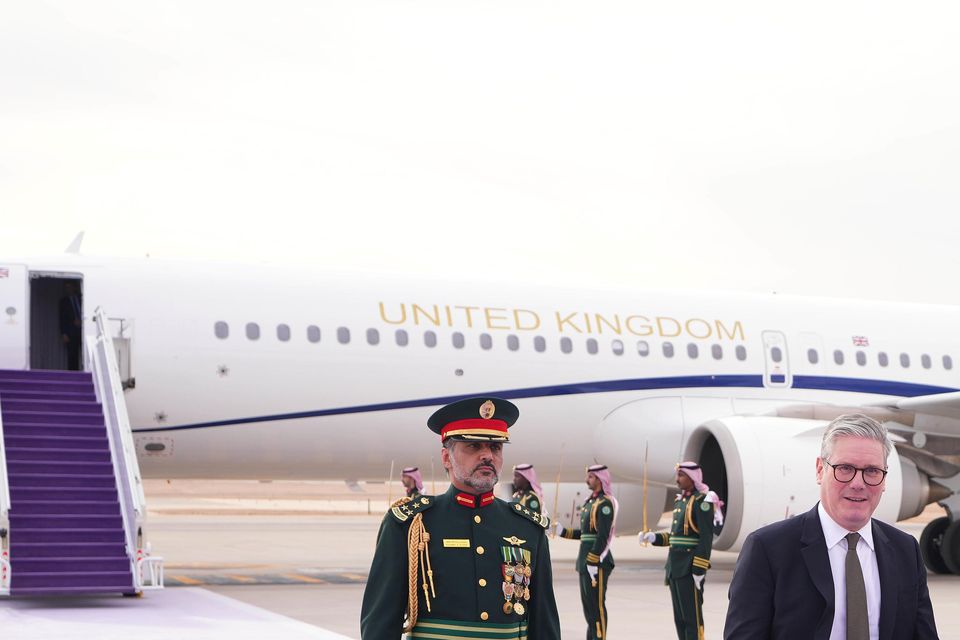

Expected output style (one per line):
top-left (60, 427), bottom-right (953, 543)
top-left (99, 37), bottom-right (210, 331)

top-left (941, 520), bottom-right (960, 575)
top-left (920, 517), bottom-right (952, 574)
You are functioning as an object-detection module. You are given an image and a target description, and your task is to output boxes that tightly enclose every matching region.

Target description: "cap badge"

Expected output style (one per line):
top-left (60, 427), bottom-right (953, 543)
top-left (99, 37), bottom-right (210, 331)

top-left (479, 400), bottom-right (496, 420)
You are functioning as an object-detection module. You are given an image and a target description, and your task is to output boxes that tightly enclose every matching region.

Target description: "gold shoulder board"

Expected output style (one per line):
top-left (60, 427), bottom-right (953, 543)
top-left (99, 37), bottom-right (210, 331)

top-left (510, 502), bottom-right (550, 529)
top-left (389, 495), bottom-right (434, 523)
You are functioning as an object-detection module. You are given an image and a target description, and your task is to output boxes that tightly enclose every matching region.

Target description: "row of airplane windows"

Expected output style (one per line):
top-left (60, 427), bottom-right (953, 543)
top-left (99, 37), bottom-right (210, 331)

top-left (810, 348), bottom-right (953, 371)
top-left (213, 322), bottom-right (955, 371)
top-left (213, 321), bottom-right (748, 358)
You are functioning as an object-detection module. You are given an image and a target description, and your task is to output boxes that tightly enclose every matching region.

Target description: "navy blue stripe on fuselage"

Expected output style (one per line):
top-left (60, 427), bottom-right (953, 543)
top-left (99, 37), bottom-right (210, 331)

top-left (132, 374), bottom-right (958, 434)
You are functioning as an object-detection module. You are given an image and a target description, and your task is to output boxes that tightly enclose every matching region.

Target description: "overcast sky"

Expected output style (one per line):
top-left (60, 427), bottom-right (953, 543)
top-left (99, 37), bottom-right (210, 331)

top-left (2, 1), bottom-right (958, 303)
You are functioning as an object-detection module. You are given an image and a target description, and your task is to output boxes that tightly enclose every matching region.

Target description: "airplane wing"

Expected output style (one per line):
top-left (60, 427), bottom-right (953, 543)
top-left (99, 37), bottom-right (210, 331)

top-left (893, 391), bottom-right (960, 422)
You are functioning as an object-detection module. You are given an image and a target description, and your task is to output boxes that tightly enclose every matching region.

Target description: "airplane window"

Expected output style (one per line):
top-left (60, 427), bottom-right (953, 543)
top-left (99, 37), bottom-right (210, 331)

top-left (637, 341), bottom-right (650, 356)
top-left (534, 336), bottom-right (546, 352)
top-left (944, 355), bottom-right (954, 370)
top-left (855, 351), bottom-right (866, 366)
top-left (214, 321), bottom-right (229, 339)
top-left (712, 344), bottom-right (723, 360)
top-left (307, 325), bottom-right (321, 343)
top-left (833, 350), bottom-right (844, 365)
top-left (770, 347), bottom-right (782, 363)
top-left (878, 352), bottom-right (888, 367)
top-left (687, 343), bottom-right (699, 359)
top-left (277, 324), bottom-right (291, 342)
top-left (921, 354), bottom-right (932, 369)
top-left (611, 339), bottom-right (624, 356)
top-left (586, 339), bottom-right (598, 355)
top-left (560, 337), bottom-right (573, 354)
top-left (367, 328), bottom-right (380, 345)
top-left (425, 331), bottom-right (438, 348)
top-left (735, 345), bottom-right (747, 361)
top-left (900, 353), bottom-right (910, 368)
top-left (337, 327), bottom-right (350, 344)
top-left (807, 349), bottom-right (819, 364)
top-left (246, 322), bottom-right (260, 341)
top-left (507, 335), bottom-right (520, 351)
top-left (395, 329), bottom-right (409, 346)
top-left (663, 342), bottom-right (675, 358)
top-left (479, 333), bottom-right (492, 350)
top-left (452, 332), bottom-right (465, 349)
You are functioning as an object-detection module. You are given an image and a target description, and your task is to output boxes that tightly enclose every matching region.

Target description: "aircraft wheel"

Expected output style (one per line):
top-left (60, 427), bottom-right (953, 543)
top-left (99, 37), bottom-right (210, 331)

top-left (941, 519), bottom-right (960, 575)
top-left (920, 517), bottom-right (952, 575)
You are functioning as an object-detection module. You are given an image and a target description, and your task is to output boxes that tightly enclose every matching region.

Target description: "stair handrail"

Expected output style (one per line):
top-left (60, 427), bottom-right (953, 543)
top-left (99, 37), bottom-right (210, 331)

top-left (90, 307), bottom-right (155, 591)
top-left (0, 391), bottom-right (10, 595)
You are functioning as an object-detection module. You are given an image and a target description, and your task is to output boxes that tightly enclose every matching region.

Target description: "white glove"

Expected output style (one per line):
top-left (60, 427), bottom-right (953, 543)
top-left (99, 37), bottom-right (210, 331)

top-left (553, 522), bottom-right (564, 537)
top-left (693, 574), bottom-right (705, 590)
top-left (639, 531), bottom-right (656, 544)
top-left (587, 565), bottom-right (599, 582)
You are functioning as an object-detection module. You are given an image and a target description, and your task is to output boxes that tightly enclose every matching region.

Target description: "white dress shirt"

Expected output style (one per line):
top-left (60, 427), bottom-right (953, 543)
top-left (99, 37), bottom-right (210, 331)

top-left (818, 503), bottom-right (881, 640)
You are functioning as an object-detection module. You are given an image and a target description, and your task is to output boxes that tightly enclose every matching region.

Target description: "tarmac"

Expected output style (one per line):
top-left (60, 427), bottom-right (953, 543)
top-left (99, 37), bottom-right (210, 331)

top-left (132, 479), bottom-right (960, 639)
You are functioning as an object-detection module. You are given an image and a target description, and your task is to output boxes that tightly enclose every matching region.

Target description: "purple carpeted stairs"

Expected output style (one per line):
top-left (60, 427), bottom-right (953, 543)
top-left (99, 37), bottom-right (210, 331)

top-left (1, 369), bottom-right (135, 596)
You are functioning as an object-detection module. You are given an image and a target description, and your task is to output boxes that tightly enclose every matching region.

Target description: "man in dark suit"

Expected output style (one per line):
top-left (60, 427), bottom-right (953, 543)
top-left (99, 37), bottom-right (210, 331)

top-left (724, 414), bottom-right (939, 640)
top-left (59, 280), bottom-right (83, 370)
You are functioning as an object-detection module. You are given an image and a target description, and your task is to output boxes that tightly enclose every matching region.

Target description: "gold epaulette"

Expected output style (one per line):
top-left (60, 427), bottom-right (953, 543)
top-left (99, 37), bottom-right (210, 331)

top-left (390, 495), bottom-right (434, 523)
top-left (511, 502), bottom-right (550, 529)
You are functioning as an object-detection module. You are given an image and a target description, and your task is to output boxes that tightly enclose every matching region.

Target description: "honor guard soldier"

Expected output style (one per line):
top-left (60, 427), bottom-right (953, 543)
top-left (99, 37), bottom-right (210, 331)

top-left (640, 461), bottom-right (724, 640)
top-left (401, 467), bottom-right (424, 500)
top-left (360, 397), bottom-right (561, 640)
top-left (512, 464), bottom-right (543, 515)
top-left (555, 464), bottom-right (618, 640)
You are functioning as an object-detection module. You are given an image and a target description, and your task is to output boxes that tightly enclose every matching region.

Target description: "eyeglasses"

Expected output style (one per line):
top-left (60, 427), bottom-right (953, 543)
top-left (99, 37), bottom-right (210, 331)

top-left (822, 459), bottom-right (888, 486)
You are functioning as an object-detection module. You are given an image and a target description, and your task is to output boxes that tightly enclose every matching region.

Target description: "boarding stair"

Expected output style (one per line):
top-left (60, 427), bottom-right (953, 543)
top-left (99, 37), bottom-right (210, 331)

top-left (0, 308), bottom-right (162, 596)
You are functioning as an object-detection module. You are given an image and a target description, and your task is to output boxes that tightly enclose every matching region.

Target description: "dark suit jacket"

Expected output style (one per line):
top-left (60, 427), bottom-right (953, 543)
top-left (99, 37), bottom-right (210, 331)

top-left (59, 294), bottom-right (82, 339)
top-left (724, 504), bottom-right (938, 639)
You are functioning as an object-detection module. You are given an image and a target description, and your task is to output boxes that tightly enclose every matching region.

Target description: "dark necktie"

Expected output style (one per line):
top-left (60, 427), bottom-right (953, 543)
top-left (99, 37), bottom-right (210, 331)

top-left (846, 532), bottom-right (869, 640)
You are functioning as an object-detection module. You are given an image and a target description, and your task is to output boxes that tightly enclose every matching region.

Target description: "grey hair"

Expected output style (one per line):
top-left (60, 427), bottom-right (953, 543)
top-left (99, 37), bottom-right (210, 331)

top-left (820, 413), bottom-right (892, 463)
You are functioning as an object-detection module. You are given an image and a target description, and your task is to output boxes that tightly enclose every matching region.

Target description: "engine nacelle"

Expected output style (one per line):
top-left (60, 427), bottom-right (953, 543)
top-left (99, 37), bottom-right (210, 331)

top-left (683, 416), bottom-right (930, 551)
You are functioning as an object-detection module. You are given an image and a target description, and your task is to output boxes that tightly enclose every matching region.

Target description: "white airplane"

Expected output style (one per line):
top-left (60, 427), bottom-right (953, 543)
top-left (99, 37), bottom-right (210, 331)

top-left (2, 251), bottom-right (960, 577)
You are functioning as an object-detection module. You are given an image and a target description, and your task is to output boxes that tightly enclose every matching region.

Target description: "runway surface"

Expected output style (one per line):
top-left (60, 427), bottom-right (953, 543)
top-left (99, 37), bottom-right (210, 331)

top-left (131, 480), bottom-right (960, 639)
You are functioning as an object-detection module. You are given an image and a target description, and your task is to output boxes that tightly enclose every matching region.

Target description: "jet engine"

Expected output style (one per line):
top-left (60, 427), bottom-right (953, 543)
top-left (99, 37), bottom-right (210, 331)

top-left (683, 416), bottom-right (935, 551)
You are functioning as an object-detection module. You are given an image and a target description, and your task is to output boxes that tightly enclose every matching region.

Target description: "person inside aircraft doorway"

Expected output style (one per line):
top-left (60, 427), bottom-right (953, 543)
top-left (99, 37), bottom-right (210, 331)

top-left (554, 463), bottom-right (618, 640)
top-left (640, 461), bottom-right (724, 640)
top-left (59, 280), bottom-right (83, 371)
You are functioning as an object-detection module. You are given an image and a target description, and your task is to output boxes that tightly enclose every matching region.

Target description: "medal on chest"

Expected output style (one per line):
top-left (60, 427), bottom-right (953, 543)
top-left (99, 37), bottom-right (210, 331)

top-left (500, 545), bottom-right (533, 616)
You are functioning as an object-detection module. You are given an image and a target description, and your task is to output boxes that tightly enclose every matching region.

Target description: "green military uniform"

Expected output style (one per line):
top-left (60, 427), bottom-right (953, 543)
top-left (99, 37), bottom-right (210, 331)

top-left (560, 490), bottom-right (615, 640)
top-left (650, 491), bottom-right (714, 640)
top-left (361, 484), bottom-right (560, 639)
top-left (361, 397), bottom-right (561, 640)
top-left (512, 489), bottom-right (541, 515)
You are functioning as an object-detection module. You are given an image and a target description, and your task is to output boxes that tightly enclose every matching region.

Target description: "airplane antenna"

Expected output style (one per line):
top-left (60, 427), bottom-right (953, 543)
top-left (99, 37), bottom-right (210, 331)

top-left (65, 231), bottom-right (85, 254)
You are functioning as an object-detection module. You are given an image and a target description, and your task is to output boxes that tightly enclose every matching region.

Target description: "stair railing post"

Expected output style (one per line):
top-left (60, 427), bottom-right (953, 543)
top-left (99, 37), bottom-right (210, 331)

top-left (91, 307), bottom-right (160, 591)
top-left (0, 391), bottom-right (10, 596)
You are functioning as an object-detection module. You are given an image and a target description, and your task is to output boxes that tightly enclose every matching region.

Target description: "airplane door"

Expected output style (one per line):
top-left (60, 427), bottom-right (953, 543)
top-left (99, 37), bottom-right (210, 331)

top-left (761, 330), bottom-right (791, 388)
top-left (0, 264), bottom-right (29, 370)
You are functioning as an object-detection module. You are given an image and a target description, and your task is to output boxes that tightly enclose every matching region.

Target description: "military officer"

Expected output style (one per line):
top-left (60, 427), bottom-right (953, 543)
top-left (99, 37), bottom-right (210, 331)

top-left (512, 463), bottom-right (543, 515)
top-left (360, 397), bottom-right (561, 640)
top-left (401, 466), bottom-right (424, 499)
top-left (555, 463), bottom-right (618, 640)
top-left (640, 461), bottom-right (724, 640)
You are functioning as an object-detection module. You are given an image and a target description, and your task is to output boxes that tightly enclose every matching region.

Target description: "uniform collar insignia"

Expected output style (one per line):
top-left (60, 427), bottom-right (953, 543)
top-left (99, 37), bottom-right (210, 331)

top-left (454, 491), bottom-right (496, 508)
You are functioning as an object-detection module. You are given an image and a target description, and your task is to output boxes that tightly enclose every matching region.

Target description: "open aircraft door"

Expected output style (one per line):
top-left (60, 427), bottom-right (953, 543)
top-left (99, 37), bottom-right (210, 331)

top-left (0, 264), bottom-right (29, 370)
top-left (761, 330), bottom-right (791, 388)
